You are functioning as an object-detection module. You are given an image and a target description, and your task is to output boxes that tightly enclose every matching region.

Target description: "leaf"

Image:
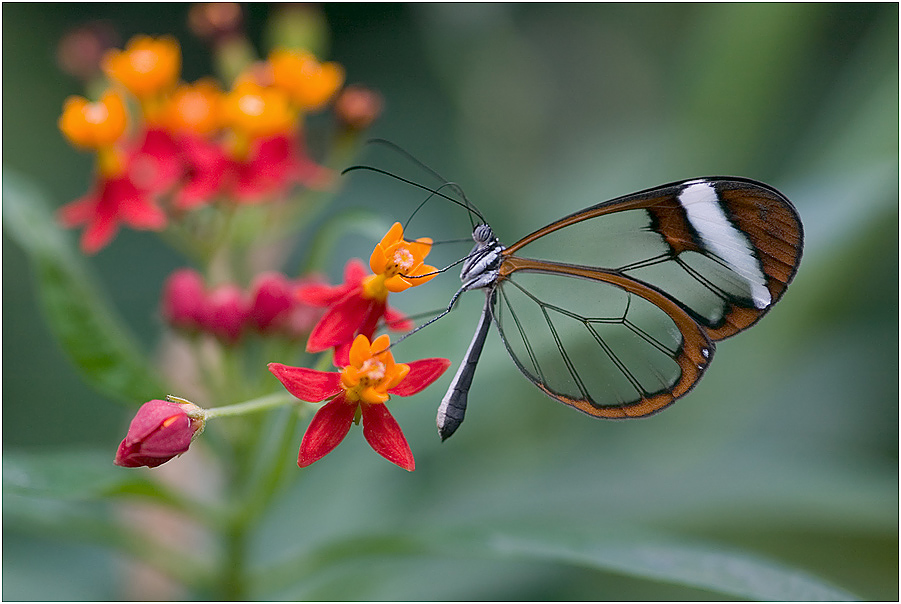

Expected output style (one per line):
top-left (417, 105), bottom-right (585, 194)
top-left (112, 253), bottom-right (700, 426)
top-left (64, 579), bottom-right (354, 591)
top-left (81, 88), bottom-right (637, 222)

top-left (3, 449), bottom-right (217, 526)
top-left (2, 169), bottom-right (165, 405)
top-left (487, 531), bottom-right (861, 601)
top-left (4, 449), bottom-right (163, 501)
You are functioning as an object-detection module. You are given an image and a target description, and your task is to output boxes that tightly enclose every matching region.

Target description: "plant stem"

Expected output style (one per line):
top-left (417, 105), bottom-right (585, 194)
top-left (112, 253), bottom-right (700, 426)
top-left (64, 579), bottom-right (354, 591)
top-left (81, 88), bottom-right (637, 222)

top-left (204, 392), bottom-right (296, 419)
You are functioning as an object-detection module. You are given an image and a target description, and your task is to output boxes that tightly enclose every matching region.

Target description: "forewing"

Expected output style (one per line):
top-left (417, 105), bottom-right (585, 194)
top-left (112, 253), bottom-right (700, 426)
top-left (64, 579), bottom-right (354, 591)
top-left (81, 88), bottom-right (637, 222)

top-left (504, 178), bottom-right (803, 341)
top-left (491, 265), bottom-right (713, 418)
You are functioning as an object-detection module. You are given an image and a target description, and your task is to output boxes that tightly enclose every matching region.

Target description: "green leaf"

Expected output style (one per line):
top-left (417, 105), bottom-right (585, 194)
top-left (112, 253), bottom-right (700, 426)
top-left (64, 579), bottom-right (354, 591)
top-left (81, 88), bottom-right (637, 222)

top-left (3, 448), bottom-right (185, 503)
top-left (3, 448), bottom-right (219, 526)
top-left (2, 169), bottom-right (165, 405)
top-left (487, 531), bottom-right (861, 601)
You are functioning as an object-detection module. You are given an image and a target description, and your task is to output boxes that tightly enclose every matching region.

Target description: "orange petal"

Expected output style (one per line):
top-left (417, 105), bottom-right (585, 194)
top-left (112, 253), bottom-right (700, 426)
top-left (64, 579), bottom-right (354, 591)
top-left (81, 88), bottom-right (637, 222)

top-left (348, 334), bottom-right (373, 367)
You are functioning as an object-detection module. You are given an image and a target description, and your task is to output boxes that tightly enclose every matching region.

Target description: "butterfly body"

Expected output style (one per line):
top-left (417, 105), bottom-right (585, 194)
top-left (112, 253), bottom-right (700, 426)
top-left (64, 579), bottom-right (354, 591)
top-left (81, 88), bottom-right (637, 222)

top-left (436, 176), bottom-right (803, 440)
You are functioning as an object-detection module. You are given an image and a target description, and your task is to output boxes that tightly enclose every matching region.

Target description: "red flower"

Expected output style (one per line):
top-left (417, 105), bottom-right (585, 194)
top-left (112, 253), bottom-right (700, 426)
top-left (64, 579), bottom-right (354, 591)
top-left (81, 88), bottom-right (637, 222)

top-left (114, 399), bottom-right (205, 468)
top-left (173, 133), bottom-right (229, 209)
top-left (57, 173), bottom-right (167, 254)
top-left (127, 127), bottom-right (184, 195)
top-left (227, 134), bottom-right (332, 203)
top-left (269, 334), bottom-right (450, 471)
top-left (301, 223), bottom-right (437, 363)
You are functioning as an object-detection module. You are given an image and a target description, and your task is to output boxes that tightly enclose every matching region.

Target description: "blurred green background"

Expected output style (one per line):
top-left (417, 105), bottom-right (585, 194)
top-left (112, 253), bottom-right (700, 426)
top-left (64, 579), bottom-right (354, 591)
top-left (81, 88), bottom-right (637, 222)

top-left (3, 3), bottom-right (897, 600)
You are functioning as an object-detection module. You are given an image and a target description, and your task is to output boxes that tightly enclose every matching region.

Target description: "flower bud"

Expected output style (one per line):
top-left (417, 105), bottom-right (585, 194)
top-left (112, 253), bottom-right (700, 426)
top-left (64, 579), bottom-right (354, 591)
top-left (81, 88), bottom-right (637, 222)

top-left (114, 399), bottom-right (205, 468)
top-left (56, 21), bottom-right (120, 82)
top-left (248, 272), bottom-right (294, 332)
top-left (188, 3), bottom-right (244, 45)
top-left (335, 85), bottom-right (383, 131)
top-left (161, 268), bottom-right (207, 331)
top-left (202, 283), bottom-right (250, 343)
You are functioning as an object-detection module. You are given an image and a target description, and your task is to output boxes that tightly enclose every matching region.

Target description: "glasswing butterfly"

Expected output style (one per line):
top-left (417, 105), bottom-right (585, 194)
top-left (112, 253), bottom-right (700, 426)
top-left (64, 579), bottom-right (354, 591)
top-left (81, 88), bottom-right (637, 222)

top-left (347, 146), bottom-right (804, 441)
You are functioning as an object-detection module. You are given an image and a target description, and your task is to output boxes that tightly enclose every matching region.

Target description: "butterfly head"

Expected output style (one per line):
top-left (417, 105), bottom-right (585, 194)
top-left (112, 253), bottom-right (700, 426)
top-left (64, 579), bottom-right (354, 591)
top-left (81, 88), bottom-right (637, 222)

top-left (472, 224), bottom-right (495, 246)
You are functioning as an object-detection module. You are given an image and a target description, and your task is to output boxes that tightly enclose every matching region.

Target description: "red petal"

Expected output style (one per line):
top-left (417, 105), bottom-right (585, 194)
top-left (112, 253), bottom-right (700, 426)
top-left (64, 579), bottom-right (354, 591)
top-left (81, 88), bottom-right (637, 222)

top-left (80, 212), bottom-right (119, 254)
top-left (383, 305), bottom-right (413, 331)
top-left (297, 282), bottom-right (346, 306)
top-left (389, 358), bottom-right (451, 396)
top-left (332, 340), bottom-right (352, 368)
top-left (118, 196), bottom-right (167, 230)
top-left (305, 289), bottom-right (372, 352)
top-left (57, 195), bottom-right (97, 227)
top-left (343, 258), bottom-right (369, 285)
top-left (298, 395), bottom-right (356, 467)
top-left (268, 363), bottom-right (342, 402)
top-left (361, 403), bottom-right (414, 471)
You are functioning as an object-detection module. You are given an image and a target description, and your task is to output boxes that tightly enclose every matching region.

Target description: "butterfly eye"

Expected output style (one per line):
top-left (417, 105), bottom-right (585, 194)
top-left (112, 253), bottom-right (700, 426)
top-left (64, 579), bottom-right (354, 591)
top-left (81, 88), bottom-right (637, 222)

top-left (473, 224), bottom-right (493, 244)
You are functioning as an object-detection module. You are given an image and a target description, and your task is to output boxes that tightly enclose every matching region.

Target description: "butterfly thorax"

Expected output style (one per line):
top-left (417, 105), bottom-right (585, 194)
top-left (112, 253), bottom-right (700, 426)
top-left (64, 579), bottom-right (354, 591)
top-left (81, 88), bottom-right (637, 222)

top-left (460, 224), bottom-right (505, 291)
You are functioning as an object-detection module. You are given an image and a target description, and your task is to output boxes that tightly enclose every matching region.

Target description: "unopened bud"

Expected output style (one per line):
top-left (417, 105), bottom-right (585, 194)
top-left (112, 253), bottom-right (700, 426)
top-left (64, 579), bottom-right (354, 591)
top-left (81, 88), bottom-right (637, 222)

top-left (114, 398), bottom-right (205, 468)
top-left (335, 85), bottom-right (383, 131)
top-left (202, 283), bottom-right (250, 343)
top-left (161, 268), bottom-right (207, 331)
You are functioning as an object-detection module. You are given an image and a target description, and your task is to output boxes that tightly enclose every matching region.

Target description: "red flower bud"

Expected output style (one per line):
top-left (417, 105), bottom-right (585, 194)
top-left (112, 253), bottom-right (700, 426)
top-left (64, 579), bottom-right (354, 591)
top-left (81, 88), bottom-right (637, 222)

top-left (202, 283), bottom-right (250, 343)
top-left (114, 399), bottom-right (204, 468)
top-left (161, 268), bottom-right (207, 331)
top-left (248, 272), bottom-right (294, 332)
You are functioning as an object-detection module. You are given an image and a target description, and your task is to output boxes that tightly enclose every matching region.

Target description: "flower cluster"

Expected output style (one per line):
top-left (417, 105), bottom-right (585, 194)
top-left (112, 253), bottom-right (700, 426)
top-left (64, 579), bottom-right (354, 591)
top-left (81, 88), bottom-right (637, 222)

top-left (300, 222), bottom-right (438, 364)
top-left (58, 10), bottom-right (449, 475)
top-left (57, 33), bottom-right (353, 253)
top-left (162, 269), bottom-right (324, 343)
top-left (268, 221), bottom-right (447, 469)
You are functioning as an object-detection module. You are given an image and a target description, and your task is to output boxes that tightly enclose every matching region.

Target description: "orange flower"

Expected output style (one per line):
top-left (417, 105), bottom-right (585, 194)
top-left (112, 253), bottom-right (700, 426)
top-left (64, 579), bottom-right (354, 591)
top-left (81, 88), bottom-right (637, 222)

top-left (340, 334), bottom-right (410, 405)
top-left (58, 90), bottom-right (128, 150)
top-left (221, 80), bottom-right (296, 159)
top-left (363, 222), bottom-right (437, 301)
top-left (102, 35), bottom-right (181, 99)
top-left (163, 78), bottom-right (223, 136)
top-left (269, 48), bottom-right (344, 111)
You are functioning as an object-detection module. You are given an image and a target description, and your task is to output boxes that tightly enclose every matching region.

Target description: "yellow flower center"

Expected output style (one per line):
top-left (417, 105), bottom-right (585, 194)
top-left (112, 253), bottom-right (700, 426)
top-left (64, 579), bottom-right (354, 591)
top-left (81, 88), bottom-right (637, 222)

top-left (340, 335), bottom-right (409, 405)
top-left (83, 103), bottom-right (110, 125)
top-left (388, 248), bottom-right (415, 276)
top-left (130, 48), bottom-right (158, 74)
top-left (359, 358), bottom-right (386, 384)
top-left (238, 94), bottom-right (265, 117)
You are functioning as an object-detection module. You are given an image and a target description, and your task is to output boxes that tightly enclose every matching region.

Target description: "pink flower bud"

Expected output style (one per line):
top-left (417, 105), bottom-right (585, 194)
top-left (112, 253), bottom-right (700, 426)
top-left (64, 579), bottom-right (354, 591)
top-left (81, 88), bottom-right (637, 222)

top-left (114, 399), bottom-right (204, 468)
top-left (161, 268), bottom-right (207, 331)
top-left (202, 283), bottom-right (249, 343)
top-left (248, 272), bottom-right (293, 332)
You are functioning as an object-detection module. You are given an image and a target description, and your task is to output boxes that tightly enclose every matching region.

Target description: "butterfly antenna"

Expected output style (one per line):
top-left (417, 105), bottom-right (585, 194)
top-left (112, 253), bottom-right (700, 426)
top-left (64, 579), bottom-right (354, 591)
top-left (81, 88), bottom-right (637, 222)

top-left (342, 165), bottom-right (485, 223)
top-left (364, 138), bottom-right (484, 229)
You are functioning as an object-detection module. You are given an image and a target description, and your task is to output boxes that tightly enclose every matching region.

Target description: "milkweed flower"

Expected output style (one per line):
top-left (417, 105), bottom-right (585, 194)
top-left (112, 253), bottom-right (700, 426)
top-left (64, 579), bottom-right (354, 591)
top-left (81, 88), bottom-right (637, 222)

top-left (114, 398), bottom-right (205, 468)
top-left (56, 89), bottom-right (167, 253)
top-left (269, 334), bottom-right (450, 470)
top-left (102, 34), bottom-right (181, 119)
top-left (301, 223), bottom-right (437, 363)
top-left (268, 48), bottom-right (345, 111)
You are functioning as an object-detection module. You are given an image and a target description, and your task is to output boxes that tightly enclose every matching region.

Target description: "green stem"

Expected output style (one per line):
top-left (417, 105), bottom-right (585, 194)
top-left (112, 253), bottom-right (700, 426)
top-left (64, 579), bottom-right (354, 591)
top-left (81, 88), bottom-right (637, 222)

top-left (203, 391), bottom-right (296, 420)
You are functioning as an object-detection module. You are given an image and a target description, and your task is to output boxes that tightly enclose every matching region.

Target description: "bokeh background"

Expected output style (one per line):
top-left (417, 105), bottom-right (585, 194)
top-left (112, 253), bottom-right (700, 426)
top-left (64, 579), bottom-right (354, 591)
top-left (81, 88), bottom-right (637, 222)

top-left (4, 3), bottom-right (897, 600)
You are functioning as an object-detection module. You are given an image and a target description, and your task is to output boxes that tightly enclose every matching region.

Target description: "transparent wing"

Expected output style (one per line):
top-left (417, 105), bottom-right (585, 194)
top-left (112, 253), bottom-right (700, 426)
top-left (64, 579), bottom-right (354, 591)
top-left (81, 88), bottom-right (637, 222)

top-left (504, 177), bottom-right (803, 341)
top-left (491, 265), bottom-right (713, 418)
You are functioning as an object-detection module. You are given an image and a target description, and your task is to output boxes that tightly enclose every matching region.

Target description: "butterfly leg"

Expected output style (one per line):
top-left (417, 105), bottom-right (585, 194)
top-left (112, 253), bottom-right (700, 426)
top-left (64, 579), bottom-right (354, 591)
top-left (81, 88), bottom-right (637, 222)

top-left (437, 290), bottom-right (493, 441)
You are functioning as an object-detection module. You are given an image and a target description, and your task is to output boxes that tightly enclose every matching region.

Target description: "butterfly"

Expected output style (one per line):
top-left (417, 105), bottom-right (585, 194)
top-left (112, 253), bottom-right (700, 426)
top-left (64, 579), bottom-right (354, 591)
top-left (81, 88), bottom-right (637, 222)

top-left (346, 148), bottom-right (804, 441)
